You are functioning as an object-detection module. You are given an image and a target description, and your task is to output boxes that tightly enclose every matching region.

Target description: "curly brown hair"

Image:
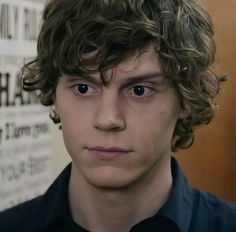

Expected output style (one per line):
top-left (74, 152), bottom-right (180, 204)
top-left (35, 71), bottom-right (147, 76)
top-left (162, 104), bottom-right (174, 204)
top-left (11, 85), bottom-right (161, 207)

top-left (21, 0), bottom-right (224, 151)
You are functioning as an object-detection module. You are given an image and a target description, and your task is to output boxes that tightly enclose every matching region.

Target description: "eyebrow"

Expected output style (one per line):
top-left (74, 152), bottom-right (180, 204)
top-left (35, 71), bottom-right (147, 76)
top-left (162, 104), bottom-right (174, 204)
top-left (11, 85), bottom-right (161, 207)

top-left (63, 73), bottom-right (100, 84)
top-left (120, 72), bottom-right (164, 86)
top-left (63, 71), bottom-right (164, 86)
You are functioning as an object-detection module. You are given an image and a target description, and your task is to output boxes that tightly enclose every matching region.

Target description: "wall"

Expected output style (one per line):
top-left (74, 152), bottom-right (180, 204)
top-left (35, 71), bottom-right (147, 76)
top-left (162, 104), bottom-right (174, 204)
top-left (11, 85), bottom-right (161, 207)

top-left (51, 125), bottom-right (71, 178)
top-left (176, 0), bottom-right (236, 202)
top-left (0, 0), bottom-right (54, 211)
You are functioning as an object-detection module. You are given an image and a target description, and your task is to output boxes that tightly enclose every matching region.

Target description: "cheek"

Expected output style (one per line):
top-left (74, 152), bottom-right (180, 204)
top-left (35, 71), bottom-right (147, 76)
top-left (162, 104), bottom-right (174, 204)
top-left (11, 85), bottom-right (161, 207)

top-left (57, 105), bottom-right (89, 149)
top-left (129, 107), bottom-right (178, 152)
top-left (60, 118), bottom-right (89, 164)
top-left (60, 114), bottom-right (90, 142)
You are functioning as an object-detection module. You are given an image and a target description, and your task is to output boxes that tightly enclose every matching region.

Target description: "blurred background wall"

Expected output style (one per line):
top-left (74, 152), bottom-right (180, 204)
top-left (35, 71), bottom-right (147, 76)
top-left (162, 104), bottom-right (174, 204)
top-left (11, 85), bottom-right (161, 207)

top-left (175, 0), bottom-right (236, 202)
top-left (0, 0), bottom-right (53, 211)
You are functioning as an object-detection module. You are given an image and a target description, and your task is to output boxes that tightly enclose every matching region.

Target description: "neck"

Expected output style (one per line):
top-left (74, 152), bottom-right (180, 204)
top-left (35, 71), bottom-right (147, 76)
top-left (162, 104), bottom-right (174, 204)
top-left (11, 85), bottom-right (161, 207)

top-left (68, 155), bottom-right (172, 232)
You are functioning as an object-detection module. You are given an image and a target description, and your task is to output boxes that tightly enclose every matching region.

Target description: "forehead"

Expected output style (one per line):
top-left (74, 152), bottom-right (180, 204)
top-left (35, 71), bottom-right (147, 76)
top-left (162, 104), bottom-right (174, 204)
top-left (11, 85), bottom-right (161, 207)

top-left (115, 48), bottom-right (162, 74)
top-left (79, 46), bottom-right (163, 81)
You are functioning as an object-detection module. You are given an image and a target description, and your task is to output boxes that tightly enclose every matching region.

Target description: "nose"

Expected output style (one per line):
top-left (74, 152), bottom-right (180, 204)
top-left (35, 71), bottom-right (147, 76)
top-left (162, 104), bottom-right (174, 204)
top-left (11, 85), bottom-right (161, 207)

top-left (93, 92), bottom-right (126, 132)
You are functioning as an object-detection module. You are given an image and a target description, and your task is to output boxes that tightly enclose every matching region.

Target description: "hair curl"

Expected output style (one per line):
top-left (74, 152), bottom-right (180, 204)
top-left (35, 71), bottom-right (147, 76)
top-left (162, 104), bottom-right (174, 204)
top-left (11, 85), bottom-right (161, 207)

top-left (21, 0), bottom-right (225, 151)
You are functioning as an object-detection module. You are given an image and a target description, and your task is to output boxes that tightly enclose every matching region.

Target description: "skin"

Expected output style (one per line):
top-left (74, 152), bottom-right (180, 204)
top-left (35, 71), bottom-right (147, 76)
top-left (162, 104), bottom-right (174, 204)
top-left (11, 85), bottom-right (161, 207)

top-left (54, 47), bottom-right (187, 232)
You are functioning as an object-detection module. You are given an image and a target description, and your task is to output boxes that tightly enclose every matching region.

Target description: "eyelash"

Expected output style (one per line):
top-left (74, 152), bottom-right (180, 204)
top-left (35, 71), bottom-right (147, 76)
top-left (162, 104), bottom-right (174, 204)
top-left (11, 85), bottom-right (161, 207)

top-left (72, 83), bottom-right (99, 96)
top-left (71, 83), bottom-right (155, 98)
top-left (125, 85), bottom-right (155, 98)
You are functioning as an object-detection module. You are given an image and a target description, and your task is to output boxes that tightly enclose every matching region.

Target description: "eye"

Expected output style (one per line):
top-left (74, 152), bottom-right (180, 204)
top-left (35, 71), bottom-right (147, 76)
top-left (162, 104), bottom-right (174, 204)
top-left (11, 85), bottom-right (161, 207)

top-left (133, 86), bottom-right (145, 96)
top-left (72, 83), bottom-right (98, 96)
top-left (77, 84), bottom-right (89, 94)
top-left (125, 85), bottom-right (154, 97)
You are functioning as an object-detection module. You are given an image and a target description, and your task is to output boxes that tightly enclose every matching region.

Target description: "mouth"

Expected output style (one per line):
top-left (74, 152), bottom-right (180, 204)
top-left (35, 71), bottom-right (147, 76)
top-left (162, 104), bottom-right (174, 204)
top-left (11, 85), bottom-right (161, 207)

top-left (86, 146), bottom-right (132, 159)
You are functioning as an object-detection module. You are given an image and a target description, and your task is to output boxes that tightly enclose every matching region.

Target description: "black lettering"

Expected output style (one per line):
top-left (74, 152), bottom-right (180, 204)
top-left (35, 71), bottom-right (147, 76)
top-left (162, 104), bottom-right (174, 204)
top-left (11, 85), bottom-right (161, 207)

top-left (12, 72), bottom-right (39, 106)
top-left (0, 71), bottom-right (39, 107)
top-left (23, 8), bottom-right (38, 41)
top-left (33, 123), bottom-right (49, 138)
top-left (5, 123), bottom-right (31, 140)
top-left (28, 156), bottom-right (48, 176)
top-left (12, 74), bottom-right (24, 106)
top-left (14, 125), bottom-right (31, 138)
top-left (0, 162), bottom-right (27, 182)
top-left (0, 128), bottom-right (3, 144)
top-left (5, 122), bottom-right (10, 140)
top-left (13, 6), bottom-right (18, 39)
top-left (0, 4), bottom-right (10, 39)
top-left (0, 72), bottom-right (10, 107)
top-left (0, 4), bottom-right (19, 40)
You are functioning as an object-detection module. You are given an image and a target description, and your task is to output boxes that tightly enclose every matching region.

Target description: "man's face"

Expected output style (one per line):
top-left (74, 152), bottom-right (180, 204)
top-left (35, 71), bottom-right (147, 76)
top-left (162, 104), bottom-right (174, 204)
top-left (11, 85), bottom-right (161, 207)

top-left (55, 48), bottom-right (184, 189)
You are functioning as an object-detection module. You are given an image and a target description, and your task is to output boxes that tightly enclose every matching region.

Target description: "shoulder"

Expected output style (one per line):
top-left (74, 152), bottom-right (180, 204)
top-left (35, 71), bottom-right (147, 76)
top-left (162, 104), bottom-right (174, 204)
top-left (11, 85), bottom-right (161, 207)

top-left (191, 188), bottom-right (236, 231)
top-left (0, 196), bottom-right (41, 232)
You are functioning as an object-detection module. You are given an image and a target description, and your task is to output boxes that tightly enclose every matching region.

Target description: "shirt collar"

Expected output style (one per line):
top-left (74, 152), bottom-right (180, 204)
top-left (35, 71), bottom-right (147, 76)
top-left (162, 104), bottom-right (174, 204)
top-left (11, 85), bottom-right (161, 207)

top-left (157, 157), bottom-right (194, 232)
top-left (24, 163), bottom-right (72, 231)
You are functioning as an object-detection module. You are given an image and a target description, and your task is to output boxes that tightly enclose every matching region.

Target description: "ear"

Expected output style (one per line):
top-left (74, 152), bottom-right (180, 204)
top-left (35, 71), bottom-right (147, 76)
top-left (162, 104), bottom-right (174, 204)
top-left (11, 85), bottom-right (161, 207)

top-left (52, 96), bottom-right (59, 115)
top-left (49, 104), bottom-right (61, 124)
top-left (178, 101), bottom-right (190, 119)
top-left (53, 103), bottom-right (59, 116)
top-left (54, 104), bottom-right (59, 113)
top-left (178, 108), bottom-right (190, 119)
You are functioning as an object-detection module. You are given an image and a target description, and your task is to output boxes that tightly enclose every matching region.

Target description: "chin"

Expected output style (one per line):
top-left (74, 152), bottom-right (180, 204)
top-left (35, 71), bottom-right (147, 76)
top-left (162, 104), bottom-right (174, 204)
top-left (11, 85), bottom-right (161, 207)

top-left (83, 168), bottom-right (140, 190)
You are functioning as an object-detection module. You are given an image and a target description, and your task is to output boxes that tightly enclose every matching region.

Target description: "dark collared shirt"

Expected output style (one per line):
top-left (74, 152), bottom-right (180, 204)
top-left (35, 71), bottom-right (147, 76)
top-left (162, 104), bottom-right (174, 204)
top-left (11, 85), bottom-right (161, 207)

top-left (0, 158), bottom-right (236, 232)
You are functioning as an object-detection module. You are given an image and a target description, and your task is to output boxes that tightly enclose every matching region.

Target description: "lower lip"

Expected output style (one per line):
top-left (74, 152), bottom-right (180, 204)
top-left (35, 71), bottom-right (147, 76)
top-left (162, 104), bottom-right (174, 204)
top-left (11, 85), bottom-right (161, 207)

top-left (89, 150), bottom-right (129, 159)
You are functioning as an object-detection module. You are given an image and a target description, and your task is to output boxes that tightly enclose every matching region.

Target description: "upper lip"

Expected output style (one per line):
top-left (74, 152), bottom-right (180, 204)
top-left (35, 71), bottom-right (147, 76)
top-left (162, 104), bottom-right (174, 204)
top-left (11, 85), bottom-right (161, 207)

top-left (87, 146), bottom-right (131, 153)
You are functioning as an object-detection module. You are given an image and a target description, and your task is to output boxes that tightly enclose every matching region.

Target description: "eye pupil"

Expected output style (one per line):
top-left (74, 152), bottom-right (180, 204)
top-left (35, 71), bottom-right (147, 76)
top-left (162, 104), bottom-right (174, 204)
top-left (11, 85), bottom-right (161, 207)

top-left (78, 84), bottom-right (88, 94)
top-left (134, 86), bottom-right (145, 96)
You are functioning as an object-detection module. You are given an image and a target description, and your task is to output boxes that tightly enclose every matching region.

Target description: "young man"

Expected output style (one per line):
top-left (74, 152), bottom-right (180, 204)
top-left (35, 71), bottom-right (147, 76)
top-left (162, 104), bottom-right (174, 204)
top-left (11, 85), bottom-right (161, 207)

top-left (0, 0), bottom-right (236, 231)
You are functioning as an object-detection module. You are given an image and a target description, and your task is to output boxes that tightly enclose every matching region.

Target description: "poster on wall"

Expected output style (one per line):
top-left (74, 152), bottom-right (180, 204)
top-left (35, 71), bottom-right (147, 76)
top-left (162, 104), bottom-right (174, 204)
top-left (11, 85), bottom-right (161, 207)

top-left (0, 0), bottom-right (53, 211)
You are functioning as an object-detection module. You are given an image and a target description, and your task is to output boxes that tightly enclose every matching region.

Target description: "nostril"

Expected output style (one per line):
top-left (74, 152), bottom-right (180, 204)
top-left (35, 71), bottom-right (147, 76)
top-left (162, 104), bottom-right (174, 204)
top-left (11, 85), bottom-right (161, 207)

top-left (94, 117), bottom-right (126, 132)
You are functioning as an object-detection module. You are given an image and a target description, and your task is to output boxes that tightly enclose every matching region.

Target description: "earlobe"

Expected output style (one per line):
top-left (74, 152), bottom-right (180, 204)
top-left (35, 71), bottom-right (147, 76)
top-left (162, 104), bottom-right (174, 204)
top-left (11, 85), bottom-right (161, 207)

top-left (49, 105), bottom-right (61, 124)
top-left (178, 102), bottom-right (191, 119)
top-left (178, 108), bottom-right (190, 119)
